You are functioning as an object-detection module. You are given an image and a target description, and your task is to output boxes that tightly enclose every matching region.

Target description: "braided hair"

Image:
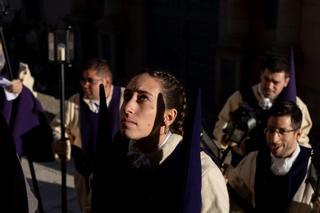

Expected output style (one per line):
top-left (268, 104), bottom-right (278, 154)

top-left (148, 71), bottom-right (187, 136)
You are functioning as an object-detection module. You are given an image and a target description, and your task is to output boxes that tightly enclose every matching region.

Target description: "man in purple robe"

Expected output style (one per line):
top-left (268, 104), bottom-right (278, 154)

top-left (0, 40), bottom-right (54, 162)
top-left (51, 58), bottom-right (124, 212)
top-left (0, 101), bottom-right (38, 212)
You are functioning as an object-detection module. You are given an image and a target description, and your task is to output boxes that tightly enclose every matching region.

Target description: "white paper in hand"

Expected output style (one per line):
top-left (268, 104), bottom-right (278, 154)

top-left (0, 76), bottom-right (19, 101)
top-left (0, 76), bottom-right (11, 87)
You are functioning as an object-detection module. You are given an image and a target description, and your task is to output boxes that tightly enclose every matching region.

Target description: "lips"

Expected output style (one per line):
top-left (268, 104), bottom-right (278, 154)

top-left (121, 118), bottom-right (137, 127)
top-left (264, 90), bottom-right (273, 96)
top-left (271, 145), bottom-right (281, 153)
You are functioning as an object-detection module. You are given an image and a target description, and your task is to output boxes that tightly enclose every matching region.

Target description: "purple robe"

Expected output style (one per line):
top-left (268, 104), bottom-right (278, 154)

top-left (0, 86), bottom-right (54, 162)
top-left (73, 86), bottom-right (121, 176)
top-left (80, 85), bottom-right (121, 153)
top-left (278, 48), bottom-right (297, 102)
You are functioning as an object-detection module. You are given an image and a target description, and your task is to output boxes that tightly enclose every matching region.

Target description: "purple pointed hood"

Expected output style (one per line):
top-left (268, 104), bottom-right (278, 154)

top-left (278, 48), bottom-right (297, 102)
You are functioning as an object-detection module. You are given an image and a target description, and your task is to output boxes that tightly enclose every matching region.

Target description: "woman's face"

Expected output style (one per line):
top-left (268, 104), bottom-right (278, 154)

top-left (120, 73), bottom-right (164, 140)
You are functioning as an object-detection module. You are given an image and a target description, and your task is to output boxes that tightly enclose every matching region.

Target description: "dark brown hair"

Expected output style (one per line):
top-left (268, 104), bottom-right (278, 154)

top-left (148, 71), bottom-right (187, 136)
top-left (84, 58), bottom-right (112, 80)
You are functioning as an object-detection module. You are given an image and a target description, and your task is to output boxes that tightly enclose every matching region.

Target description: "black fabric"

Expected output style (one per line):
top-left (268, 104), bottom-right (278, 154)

top-left (106, 137), bottom-right (185, 213)
top-left (229, 85), bottom-right (270, 167)
top-left (91, 84), bottom-right (116, 212)
top-left (72, 145), bottom-right (94, 177)
top-left (255, 146), bottom-right (311, 212)
top-left (227, 183), bottom-right (254, 212)
top-left (0, 113), bottom-right (29, 212)
top-left (0, 54), bottom-right (20, 79)
top-left (77, 86), bottom-right (121, 177)
top-left (107, 85), bottom-right (121, 138)
top-left (22, 110), bottom-right (55, 162)
top-left (76, 97), bottom-right (99, 176)
top-left (0, 88), bottom-right (6, 115)
top-left (200, 127), bottom-right (221, 166)
top-left (76, 101), bottom-right (97, 176)
top-left (79, 96), bottom-right (99, 154)
top-left (239, 85), bottom-right (260, 109)
top-left (308, 145), bottom-right (320, 197)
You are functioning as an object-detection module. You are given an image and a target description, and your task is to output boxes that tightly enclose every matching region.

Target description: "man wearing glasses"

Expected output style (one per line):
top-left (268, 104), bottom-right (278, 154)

top-left (226, 100), bottom-right (319, 212)
top-left (51, 58), bottom-right (124, 212)
top-left (212, 52), bottom-right (312, 167)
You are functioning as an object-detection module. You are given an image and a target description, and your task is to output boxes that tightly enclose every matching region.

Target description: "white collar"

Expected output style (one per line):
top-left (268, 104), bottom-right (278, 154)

top-left (127, 132), bottom-right (182, 167)
top-left (85, 85), bottom-right (114, 113)
top-left (158, 131), bottom-right (172, 149)
top-left (270, 142), bottom-right (300, 176)
top-left (257, 84), bottom-right (273, 110)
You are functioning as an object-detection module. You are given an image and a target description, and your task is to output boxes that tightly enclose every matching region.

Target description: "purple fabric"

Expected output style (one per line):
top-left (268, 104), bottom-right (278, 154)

top-left (80, 86), bottom-right (121, 153)
top-left (1, 86), bottom-right (42, 155)
top-left (278, 48), bottom-right (297, 102)
top-left (80, 99), bottom-right (99, 153)
top-left (108, 86), bottom-right (121, 138)
top-left (255, 146), bottom-right (310, 211)
top-left (181, 89), bottom-right (202, 213)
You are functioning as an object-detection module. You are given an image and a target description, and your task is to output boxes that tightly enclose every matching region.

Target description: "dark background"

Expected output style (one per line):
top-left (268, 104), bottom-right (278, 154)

top-left (3, 0), bottom-right (320, 142)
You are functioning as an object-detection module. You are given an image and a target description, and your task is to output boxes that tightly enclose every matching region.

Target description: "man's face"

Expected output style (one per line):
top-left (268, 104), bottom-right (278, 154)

top-left (265, 115), bottom-right (300, 158)
top-left (120, 73), bottom-right (163, 140)
top-left (81, 69), bottom-right (110, 100)
top-left (260, 69), bottom-right (289, 100)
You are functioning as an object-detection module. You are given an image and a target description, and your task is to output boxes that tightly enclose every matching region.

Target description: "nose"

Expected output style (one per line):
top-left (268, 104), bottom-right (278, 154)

top-left (268, 130), bottom-right (281, 144)
top-left (266, 81), bottom-right (274, 90)
top-left (81, 81), bottom-right (90, 88)
top-left (123, 96), bottom-right (136, 115)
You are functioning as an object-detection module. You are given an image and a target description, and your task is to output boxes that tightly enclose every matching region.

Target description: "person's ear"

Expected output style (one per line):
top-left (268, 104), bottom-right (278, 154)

top-left (284, 77), bottom-right (290, 87)
top-left (296, 129), bottom-right (302, 140)
top-left (163, 108), bottom-right (177, 127)
top-left (103, 76), bottom-right (111, 85)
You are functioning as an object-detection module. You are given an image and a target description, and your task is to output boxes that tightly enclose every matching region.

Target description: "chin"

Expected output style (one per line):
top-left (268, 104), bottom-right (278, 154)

top-left (272, 152), bottom-right (280, 158)
top-left (264, 94), bottom-right (273, 99)
top-left (84, 94), bottom-right (94, 100)
top-left (272, 150), bottom-right (284, 158)
top-left (121, 129), bottom-right (138, 140)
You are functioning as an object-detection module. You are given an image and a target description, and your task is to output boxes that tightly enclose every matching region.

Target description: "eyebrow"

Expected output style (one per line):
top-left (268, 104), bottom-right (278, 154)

top-left (264, 75), bottom-right (281, 83)
top-left (125, 88), bottom-right (154, 97)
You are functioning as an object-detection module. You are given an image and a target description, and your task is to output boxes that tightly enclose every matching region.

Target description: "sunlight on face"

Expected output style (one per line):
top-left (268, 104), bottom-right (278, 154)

top-left (120, 73), bottom-right (163, 140)
top-left (81, 69), bottom-right (111, 100)
top-left (260, 69), bottom-right (289, 100)
top-left (82, 69), bottom-right (103, 100)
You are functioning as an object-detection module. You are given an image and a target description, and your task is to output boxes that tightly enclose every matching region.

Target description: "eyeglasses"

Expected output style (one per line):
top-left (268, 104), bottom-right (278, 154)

top-left (264, 126), bottom-right (298, 137)
top-left (80, 78), bottom-right (102, 86)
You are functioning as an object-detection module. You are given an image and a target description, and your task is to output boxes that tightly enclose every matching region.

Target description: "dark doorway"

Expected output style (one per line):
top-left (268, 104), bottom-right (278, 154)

top-left (147, 0), bottom-right (220, 131)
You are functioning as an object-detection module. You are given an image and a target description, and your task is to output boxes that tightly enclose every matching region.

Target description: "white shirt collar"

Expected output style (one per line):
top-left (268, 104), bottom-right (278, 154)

top-left (86, 85), bottom-right (114, 113)
top-left (270, 142), bottom-right (300, 176)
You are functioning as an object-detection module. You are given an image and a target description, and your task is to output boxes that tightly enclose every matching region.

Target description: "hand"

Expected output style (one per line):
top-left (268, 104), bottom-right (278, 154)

top-left (222, 164), bottom-right (232, 183)
top-left (222, 135), bottom-right (246, 156)
top-left (52, 139), bottom-right (71, 160)
top-left (5, 79), bottom-right (23, 94)
top-left (221, 136), bottom-right (230, 147)
top-left (230, 142), bottom-right (246, 156)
